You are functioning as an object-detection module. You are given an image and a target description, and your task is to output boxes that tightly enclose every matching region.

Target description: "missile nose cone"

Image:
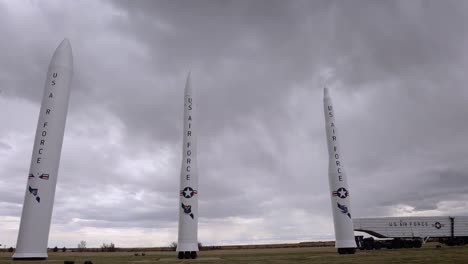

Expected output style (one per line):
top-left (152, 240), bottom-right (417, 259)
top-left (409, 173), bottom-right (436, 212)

top-left (50, 38), bottom-right (73, 68)
top-left (185, 71), bottom-right (192, 93)
top-left (324, 87), bottom-right (330, 98)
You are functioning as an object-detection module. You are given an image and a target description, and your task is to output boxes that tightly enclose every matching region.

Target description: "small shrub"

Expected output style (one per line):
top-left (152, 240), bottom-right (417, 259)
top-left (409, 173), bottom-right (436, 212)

top-left (53, 246), bottom-right (59, 252)
top-left (169, 242), bottom-right (177, 251)
top-left (101, 242), bottom-right (116, 252)
top-left (77, 241), bottom-right (86, 252)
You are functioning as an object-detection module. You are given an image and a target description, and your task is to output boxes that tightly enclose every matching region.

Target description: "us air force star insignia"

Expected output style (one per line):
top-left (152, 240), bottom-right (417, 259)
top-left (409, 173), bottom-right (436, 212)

top-left (337, 187), bottom-right (348, 198)
top-left (332, 187), bottom-right (349, 199)
top-left (180, 187), bottom-right (198, 198)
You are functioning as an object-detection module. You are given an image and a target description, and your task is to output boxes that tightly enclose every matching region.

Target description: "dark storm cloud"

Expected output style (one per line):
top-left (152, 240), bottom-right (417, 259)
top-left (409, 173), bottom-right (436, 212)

top-left (0, 1), bottom-right (65, 102)
top-left (52, 194), bottom-right (178, 229)
top-left (102, 0), bottom-right (468, 150)
top-left (0, 141), bottom-right (12, 150)
top-left (372, 168), bottom-right (468, 211)
top-left (438, 170), bottom-right (468, 188)
top-left (92, 0), bottom-right (333, 143)
top-left (1, 0), bottom-right (468, 247)
top-left (331, 0), bottom-right (468, 86)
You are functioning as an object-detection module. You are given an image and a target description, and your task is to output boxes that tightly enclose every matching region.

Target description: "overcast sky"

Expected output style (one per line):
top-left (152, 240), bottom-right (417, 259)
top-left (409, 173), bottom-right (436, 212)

top-left (1, 0), bottom-right (468, 248)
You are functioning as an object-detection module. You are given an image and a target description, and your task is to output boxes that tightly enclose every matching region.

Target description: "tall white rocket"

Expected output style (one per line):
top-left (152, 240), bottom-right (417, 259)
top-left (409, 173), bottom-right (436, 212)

top-left (13, 39), bottom-right (73, 260)
top-left (176, 73), bottom-right (199, 259)
top-left (323, 87), bottom-right (357, 254)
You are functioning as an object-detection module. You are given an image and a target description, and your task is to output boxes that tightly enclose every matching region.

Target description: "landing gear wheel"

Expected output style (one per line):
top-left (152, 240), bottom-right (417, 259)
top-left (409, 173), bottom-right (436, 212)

top-left (374, 242), bottom-right (382, 250)
top-left (404, 240), bottom-right (412, 248)
top-left (177, 252), bottom-right (184, 259)
top-left (184, 251), bottom-right (191, 259)
top-left (414, 240), bottom-right (423, 248)
top-left (190, 251), bottom-right (197, 259)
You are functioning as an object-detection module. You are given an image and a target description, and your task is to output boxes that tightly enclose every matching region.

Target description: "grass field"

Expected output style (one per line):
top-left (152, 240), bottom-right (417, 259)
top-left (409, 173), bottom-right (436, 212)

top-left (2, 243), bottom-right (468, 264)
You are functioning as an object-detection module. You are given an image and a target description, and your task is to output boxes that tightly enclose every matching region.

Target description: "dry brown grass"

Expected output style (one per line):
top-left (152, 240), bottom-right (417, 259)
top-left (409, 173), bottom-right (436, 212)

top-left (2, 243), bottom-right (467, 264)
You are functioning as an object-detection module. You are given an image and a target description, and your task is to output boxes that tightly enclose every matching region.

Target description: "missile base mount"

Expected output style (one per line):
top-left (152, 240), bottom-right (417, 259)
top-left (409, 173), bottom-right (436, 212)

top-left (177, 251), bottom-right (197, 259)
top-left (337, 248), bottom-right (356, 254)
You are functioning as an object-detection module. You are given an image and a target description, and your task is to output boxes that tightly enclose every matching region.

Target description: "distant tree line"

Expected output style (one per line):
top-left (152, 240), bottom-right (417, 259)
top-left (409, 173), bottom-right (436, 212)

top-left (101, 243), bottom-right (116, 252)
top-left (51, 246), bottom-right (67, 252)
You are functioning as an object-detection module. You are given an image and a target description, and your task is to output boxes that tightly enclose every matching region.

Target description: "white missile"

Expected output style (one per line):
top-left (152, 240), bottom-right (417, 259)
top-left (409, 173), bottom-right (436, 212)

top-left (176, 73), bottom-right (199, 259)
top-left (13, 39), bottom-right (73, 260)
top-left (323, 87), bottom-right (357, 254)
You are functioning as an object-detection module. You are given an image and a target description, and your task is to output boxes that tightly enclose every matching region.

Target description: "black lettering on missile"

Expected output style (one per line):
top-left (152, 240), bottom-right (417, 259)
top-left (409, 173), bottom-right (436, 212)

top-left (329, 115), bottom-right (344, 182)
top-left (39, 148), bottom-right (43, 154)
top-left (52, 80), bottom-right (56, 86)
top-left (46, 109), bottom-right (51, 115)
top-left (328, 106), bottom-right (334, 117)
top-left (188, 97), bottom-right (193, 110)
top-left (53, 73), bottom-right (58, 78)
top-left (37, 157), bottom-right (41, 164)
top-left (49, 92), bottom-right (53, 98)
top-left (184, 96), bottom-right (194, 183)
top-left (40, 140), bottom-right (45, 145)
top-left (42, 131), bottom-right (47, 137)
top-left (43, 122), bottom-right (48, 128)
